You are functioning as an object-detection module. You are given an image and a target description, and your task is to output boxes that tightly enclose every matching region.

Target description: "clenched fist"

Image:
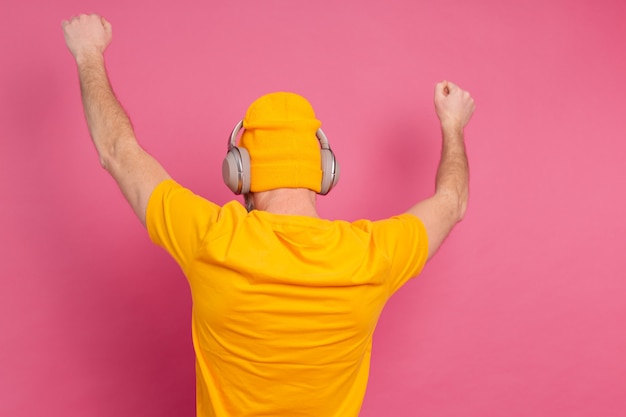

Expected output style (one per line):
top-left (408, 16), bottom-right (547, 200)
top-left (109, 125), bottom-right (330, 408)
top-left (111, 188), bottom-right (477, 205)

top-left (62, 14), bottom-right (112, 61)
top-left (434, 81), bottom-right (475, 131)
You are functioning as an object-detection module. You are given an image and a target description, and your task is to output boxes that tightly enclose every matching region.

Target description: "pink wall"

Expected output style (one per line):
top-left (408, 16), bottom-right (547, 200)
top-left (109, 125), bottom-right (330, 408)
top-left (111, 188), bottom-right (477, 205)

top-left (1, 0), bottom-right (625, 416)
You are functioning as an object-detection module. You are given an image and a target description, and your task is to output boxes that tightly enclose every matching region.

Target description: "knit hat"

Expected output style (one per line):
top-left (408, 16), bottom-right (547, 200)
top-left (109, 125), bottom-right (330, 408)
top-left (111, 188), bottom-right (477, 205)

top-left (240, 92), bottom-right (323, 193)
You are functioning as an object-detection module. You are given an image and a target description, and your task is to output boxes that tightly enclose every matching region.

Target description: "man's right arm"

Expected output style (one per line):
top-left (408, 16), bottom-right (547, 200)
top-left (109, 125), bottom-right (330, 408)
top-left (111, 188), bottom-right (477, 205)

top-left (63, 14), bottom-right (171, 226)
top-left (406, 81), bottom-right (475, 260)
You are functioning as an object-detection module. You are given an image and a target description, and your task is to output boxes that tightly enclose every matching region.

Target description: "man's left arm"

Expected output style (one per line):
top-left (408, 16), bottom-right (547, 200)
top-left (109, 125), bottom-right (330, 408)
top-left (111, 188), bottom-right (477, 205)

top-left (63, 14), bottom-right (171, 226)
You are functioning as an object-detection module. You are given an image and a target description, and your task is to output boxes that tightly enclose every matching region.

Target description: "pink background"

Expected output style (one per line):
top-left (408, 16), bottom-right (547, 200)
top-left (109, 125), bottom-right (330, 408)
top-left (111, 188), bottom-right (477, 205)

top-left (1, 0), bottom-right (625, 416)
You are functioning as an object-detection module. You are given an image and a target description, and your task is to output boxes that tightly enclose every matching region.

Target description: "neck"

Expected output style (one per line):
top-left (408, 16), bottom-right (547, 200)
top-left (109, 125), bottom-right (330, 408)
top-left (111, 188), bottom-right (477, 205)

top-left (250, 188), bottom-right (319, 218)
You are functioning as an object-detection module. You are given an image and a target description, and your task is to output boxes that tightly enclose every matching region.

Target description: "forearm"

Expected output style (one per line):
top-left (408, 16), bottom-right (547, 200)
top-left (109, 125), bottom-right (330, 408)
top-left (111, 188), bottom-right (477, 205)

top-left (434, 126), bottom-right (469, 220)
top-left (76, 53), bottom-right (136, 170)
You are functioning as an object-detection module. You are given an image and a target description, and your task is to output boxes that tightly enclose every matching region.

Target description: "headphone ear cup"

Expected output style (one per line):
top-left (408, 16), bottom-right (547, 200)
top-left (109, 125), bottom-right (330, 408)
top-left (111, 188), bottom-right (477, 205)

top-left (238, 146), bottom-right (251, 194)
top-left (222, 147), bottom-right (251, 195)
top-left (320, 148), bottom-right (339, 195)
top-left (222, 149), bottom-right (240, 194)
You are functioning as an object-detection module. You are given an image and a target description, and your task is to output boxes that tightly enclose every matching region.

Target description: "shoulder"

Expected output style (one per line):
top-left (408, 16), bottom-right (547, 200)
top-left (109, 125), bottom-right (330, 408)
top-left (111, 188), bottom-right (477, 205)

top-left (146, 179), bottom-right (226, 241)
top-left (368, 213), bottom-right (429, 254)
top-left (368, 213), bottom-right (427, 234)
top-left (147, 179), bottom-right (221, 213)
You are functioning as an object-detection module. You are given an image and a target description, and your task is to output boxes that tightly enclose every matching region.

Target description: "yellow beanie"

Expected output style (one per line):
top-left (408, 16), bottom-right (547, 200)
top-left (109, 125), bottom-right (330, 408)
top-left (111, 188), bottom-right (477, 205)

top-left (240, 92), bottom-right (323, 193)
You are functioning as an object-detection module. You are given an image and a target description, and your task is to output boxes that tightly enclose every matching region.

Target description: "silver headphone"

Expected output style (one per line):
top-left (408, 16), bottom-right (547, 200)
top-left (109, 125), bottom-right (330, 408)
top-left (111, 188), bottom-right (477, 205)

top-left (222, 120), bottom-right (340, 195)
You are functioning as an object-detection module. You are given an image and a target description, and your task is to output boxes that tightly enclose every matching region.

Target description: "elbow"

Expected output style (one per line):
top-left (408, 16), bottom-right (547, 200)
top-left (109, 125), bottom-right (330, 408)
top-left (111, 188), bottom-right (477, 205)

top-left (457, 198), bottom-right (468, 222)
top-left (438, 188), bottom-right (468, 223)
top-left (97, 136), bottom-right (134, 173)
top-left (99, 154), bottom-right (111, 171)
top-left (91, 131), bottom-right (116, 171)
top-left (454, 188), bottom-right (469, 222)
top-left (98, 145), bottom-right (116, 172)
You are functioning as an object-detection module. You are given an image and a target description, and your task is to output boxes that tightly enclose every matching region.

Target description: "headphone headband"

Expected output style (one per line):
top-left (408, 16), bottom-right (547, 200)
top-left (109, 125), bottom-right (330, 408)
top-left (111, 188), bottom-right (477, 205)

top-left (228, 120), bottom-right (331, 151)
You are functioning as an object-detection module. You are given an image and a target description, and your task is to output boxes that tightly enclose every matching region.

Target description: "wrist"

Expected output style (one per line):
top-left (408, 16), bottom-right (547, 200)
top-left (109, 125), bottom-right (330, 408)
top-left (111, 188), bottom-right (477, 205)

top-left (440, 122), bottom-right (464, 138)
top-left (74, 48), bottom-right (105, 66)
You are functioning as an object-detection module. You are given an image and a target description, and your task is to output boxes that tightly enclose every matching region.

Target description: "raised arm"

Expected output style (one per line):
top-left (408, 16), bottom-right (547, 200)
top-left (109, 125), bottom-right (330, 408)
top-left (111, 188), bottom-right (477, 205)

top-left (407, 81), bottom-right (475, 260)
top-left (62, 14), bottom-right (171, 226)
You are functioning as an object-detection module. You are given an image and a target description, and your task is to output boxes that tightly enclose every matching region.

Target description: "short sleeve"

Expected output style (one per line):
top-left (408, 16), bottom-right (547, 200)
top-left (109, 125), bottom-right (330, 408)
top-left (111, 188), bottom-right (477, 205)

top-left (372, 213), bottom-right (429, 295)
top-left (146, 179), bottom-right (220, 270)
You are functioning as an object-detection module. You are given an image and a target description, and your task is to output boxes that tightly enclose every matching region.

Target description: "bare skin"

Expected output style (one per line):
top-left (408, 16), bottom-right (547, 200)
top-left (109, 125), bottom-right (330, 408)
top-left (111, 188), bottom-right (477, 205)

top-left (63, 14), bottom-right (170, 226)
top-left (251, 188), bottom-right (320, 217)
top-left (407, 81), bottom-right (475, 259)
top-left (63, 13), bottom-right (475, 260)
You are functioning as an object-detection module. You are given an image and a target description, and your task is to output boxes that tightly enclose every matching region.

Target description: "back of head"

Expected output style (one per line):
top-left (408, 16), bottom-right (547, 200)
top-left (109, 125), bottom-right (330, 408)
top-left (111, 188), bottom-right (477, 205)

top-left (241, 92), bottom-right (323, 193)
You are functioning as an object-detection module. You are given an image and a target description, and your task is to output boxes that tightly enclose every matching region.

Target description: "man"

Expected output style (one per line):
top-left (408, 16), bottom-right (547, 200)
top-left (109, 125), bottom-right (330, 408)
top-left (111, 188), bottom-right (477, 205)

top-left (63, 13), bottom-right (475, 417)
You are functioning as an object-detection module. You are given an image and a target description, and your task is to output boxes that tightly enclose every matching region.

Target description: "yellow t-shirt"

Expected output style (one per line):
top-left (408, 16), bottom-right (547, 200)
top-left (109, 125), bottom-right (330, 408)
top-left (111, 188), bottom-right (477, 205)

top-left (147, 180), bottom-right (428, 417)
